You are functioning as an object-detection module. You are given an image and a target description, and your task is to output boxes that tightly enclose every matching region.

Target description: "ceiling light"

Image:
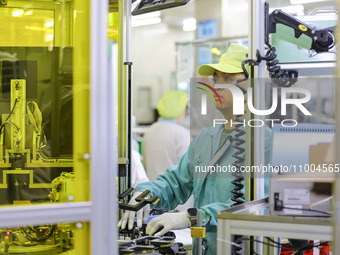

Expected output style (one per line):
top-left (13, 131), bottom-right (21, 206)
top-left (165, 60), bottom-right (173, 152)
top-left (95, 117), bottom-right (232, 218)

top-left (131, 11), bottom-right (161, 27)
top-left (182, 18), bottom-right (196, 32)
top-left (132, 17), bottom-right (161, 27)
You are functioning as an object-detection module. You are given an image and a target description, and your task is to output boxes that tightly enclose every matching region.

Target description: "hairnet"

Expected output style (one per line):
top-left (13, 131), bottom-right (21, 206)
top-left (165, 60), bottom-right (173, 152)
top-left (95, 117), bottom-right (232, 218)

top-left (157, 91), bottom-right (188, 119)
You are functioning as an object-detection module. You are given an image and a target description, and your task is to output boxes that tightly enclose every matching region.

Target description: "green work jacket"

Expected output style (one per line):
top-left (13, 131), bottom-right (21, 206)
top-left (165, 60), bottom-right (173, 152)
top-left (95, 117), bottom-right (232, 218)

top-left (135, 124), bottom-right (272, 255)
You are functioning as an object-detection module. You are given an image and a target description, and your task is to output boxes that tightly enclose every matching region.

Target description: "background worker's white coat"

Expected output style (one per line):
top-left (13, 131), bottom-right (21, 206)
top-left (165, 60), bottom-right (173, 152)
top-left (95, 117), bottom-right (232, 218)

top-left (142, 118), bottom-right (190, 181)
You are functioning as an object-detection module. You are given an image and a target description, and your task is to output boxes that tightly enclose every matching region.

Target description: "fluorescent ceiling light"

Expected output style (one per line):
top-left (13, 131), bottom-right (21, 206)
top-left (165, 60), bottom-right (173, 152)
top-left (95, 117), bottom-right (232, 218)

top-left (183, 24), bottom-right (196, 31)
top-left (12, 10), bottom-right (24, 17)
top-left (290, 0), bottom-right (329, 4)
top-left (131, 11), bottom-right (161, 27)
top-left (183, 18), bottom-right (196, 25)
top-left (182, 18), bottom-right (196, 31)
top-left (132, 17), bottom-right (161, 27)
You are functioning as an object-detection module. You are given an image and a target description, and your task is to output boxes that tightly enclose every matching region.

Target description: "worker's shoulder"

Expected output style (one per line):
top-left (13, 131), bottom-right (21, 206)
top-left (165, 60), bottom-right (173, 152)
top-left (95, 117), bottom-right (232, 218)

top-left (192, 126), bottom-right (220, 142)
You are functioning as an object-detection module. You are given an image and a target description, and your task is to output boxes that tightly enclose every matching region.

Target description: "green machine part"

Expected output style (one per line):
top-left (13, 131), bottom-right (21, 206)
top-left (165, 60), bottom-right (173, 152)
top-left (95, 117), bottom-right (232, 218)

top-left (50, 172), bottom-right (75, 203)
top-left (271, 15), bottom-right (336, 64)
top-left (9, 79), bottom-right (26, 153)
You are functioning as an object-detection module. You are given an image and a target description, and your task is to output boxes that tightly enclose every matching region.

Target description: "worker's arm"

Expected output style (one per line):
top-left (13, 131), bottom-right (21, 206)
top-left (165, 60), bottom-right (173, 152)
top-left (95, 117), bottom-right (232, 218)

top-left (134, 144), bottom-right (193, 211)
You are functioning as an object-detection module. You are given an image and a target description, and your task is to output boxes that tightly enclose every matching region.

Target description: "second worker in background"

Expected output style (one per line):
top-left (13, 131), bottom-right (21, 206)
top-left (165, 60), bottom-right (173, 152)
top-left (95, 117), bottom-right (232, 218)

top-left (142, 90), bottom-right (191, 181)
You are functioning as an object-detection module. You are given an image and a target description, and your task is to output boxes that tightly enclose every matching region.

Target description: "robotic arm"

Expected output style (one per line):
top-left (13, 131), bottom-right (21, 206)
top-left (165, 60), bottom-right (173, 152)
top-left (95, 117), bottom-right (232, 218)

top-left (260, 3), bottom-right (336, 87)
top-left (266, 6), bottom-right (336, 57)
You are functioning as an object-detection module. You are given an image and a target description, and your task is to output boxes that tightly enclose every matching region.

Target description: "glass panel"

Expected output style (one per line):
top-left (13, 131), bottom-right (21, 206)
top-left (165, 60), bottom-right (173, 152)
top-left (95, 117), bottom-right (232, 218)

top-left (0, 0), bottom-right (92, 253)
top-left (0, 1), bottom-right (75, 206)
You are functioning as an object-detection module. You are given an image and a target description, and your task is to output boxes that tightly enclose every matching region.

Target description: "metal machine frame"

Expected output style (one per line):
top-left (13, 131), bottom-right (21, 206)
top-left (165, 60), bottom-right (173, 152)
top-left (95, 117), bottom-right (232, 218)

top-left (0, 0), bottom-right (121, 254)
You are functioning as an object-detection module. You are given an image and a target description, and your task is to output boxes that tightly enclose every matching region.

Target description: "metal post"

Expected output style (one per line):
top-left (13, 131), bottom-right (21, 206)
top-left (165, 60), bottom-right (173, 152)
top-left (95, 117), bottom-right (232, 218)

top-left (90, 0), bottom-right (116, 254)
top-left (125, 62), bottom-right (133, 189)
top-left (124, 0), bottom-right (132, 189)
top-left (333, 0), bottom-right (340, 252)
top-left (248, 0), bottom-right (266, 254)
top-left (118, 0), bottom-right (132, 196)
top-left (248, 0), bottom-right (266, 201)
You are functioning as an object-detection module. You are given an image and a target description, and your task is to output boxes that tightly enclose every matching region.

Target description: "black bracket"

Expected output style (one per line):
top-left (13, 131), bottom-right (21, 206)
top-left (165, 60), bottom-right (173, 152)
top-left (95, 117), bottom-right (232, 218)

top-left (266, 2), bottom-right (335, 54)
top-left (119, 188), bottom-right (159, 211)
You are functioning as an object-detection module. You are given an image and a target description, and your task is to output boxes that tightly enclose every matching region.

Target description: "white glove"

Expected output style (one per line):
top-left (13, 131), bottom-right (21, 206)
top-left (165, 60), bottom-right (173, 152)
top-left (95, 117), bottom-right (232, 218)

top-left (146, 211), bottom-right (190, 237)
top-left (118, 191), bottom-right (150, 230)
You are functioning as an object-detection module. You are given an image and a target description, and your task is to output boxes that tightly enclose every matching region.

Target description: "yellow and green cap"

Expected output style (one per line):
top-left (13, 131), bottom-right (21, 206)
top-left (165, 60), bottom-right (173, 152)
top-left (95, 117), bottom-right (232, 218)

top-left (198, 43), bottom-right (248, 76)
top-left (157, 91), bottom-right (188, 119)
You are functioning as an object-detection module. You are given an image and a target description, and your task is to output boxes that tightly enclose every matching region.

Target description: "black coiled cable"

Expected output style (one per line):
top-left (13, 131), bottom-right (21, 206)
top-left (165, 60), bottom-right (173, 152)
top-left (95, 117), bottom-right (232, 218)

top-left (229, 43), bottom-right (299, 254)
top-left (230, 58), bottom-right (256, 207)
top-left (230, 80), bottom-right (246, 206)
top-left (230, 44), bottom-right (299, 203)
top-left (261, 43), bottom-right (298, 87)
top-left (230, 59), bottom-right (256, 255)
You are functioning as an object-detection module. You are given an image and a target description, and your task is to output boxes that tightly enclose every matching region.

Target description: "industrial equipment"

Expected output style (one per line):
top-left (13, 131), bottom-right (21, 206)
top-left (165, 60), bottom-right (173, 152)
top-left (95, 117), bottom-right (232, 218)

top-left (119, 234), bottom-right (188, 254)
top-left (262, 2), bottom-right (336, 86)
top-left (269, 124), bottom-right (335, 216)
top-left (118, 187), bottom-right (159, 211)
top-left (0, 46), bottom-right (75, 254)
top-left (216, 2), bottom-right (337, 254)
top-left (270, 172), bottom-right (333, 216)
top-left (118, 188), bottom-right (189, 254)
top-left (267, 8), bottom-right (336, 56)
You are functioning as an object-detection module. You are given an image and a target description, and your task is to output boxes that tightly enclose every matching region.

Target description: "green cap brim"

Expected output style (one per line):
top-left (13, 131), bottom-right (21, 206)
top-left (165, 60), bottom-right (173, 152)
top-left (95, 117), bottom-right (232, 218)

top-left (198, 63), bottom-right (244, 76)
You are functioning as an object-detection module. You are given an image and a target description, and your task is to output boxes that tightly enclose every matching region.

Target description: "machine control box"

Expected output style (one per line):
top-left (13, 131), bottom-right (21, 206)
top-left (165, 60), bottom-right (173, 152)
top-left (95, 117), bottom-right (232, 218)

top-left (269, 172), bottom-right (333, 216)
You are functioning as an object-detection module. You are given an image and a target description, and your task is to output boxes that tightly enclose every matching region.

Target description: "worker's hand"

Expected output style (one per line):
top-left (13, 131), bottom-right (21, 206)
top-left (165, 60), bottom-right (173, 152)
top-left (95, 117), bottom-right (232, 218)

top-left (117, 191), bottom-right (150, 230)
top-left (146, 211), bottom-right (190, 237)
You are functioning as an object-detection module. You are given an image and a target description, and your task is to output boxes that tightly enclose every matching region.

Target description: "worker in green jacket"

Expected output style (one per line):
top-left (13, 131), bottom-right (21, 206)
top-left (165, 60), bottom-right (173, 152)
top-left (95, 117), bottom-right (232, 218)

top-left (118, 43), bottom-right (272, 255)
